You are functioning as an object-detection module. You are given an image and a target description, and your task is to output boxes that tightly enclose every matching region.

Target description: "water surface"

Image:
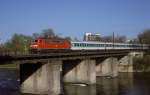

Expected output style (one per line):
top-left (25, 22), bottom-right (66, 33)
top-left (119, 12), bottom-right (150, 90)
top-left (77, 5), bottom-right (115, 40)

top-left (65, 73), bottom-right (150, 95)
top-left (0, 69), bottom-right (19, 95)
top-left (1, 69), bottom-right (150, 95)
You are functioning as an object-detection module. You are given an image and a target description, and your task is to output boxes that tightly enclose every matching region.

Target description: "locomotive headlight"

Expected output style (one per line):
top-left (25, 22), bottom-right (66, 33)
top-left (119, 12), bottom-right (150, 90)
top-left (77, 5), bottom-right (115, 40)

top-left (30, 44), bottom-right (38, 48)
top-left (33, 45), bottom-right (38, 47)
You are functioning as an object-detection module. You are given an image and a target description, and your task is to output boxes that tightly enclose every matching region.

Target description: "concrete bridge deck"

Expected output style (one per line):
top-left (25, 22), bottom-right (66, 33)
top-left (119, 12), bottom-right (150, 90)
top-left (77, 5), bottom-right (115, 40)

top-left (0, 49), bottom-right (144, 63)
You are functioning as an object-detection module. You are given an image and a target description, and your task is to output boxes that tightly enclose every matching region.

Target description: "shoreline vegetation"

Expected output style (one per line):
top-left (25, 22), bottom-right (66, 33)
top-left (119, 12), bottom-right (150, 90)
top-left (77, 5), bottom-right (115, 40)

top-left (133, 55), bottom-right (150, 72)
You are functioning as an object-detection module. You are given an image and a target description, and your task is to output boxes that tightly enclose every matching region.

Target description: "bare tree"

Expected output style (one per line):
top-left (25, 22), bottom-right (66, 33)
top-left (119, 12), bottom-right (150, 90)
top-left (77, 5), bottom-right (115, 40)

top-left (138, 29), bottom-right (150, 44)
top-left (115, 35), bottom-right (126, 43)
top-left (42, 28), bottom-right (55, 38)
top-left (101, 35), bottom-right (126, 43)
top-left (101, 36), bottom-right (112, 42)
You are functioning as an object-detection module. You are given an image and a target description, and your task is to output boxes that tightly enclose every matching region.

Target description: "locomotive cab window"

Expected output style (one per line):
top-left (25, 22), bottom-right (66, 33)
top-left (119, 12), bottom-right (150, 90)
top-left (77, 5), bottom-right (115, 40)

top-left (35, 40), bottom-right (38, 42)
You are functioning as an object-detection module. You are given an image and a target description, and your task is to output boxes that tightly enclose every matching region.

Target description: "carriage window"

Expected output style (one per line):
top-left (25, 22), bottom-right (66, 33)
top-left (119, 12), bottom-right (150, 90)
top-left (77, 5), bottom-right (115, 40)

top-left (73, 43), bottom-right (76, 46)
top-left (83, 43), bottom-right (86, 47)
top-left (96, 44), bottom-right (99, 47)
top-left (76, 43), bottom-right (79, 46)
top-left (82, 43), bottom-right (84, 47)
top-left (79, 44), bottom-right (81, 46)
top-left (35, 40), bottom-right (38, 42)
top-left (80, 44), bottom-right (82, 47)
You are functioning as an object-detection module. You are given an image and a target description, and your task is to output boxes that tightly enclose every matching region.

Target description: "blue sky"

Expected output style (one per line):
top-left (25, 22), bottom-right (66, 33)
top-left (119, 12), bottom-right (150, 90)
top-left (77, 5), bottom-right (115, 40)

top-left (0, 0), bottom-right (150, 42)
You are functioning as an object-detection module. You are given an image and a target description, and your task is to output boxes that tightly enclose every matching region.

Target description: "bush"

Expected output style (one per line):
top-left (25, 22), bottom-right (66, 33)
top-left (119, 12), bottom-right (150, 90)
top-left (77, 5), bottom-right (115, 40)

top-left (133, 55), bottom-right (150, 72)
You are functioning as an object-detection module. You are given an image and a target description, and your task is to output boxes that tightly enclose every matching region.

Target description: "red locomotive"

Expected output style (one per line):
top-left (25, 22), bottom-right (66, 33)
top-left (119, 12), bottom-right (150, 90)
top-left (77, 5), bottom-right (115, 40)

top-left (30, 38), bottom-right (70, 53)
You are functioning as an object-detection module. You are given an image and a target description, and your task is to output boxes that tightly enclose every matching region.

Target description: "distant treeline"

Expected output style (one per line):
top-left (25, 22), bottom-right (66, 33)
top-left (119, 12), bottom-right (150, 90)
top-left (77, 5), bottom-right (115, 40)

top-left (0, 28), bottom-right (150, 53)
top-left (0, 28), bottom-right (71, 52)
top-left (133, 55), bottom-right (150, 72)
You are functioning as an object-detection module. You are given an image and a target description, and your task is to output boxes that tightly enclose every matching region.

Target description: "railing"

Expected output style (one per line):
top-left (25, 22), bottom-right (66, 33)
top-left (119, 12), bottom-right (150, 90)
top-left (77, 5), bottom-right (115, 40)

top-left (0, 48), bottom-right (147, 56)
top-left (0, 50), bottom-right (29, 56)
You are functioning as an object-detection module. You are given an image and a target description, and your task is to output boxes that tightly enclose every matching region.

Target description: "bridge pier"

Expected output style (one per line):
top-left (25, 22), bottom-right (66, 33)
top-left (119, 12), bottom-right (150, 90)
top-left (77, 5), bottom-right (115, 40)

top-left (63, 59), bottom-right (96, 84)
top-left (21, 60), bottom-right (62, 95)
top-left (96, 57), bottom-right (118, 77)
top-left (118, 52), bottom-right (144, 72)
top-left (118, 55), bottom-right (133, 72)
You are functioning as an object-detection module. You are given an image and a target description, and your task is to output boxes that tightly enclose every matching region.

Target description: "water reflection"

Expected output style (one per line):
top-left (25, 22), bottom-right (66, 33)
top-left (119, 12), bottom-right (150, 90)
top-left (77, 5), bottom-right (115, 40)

top-left (64, 73), bottom-right (150, 95)
top-left (130, 73), bottom-right (150, 95)
top-left (1, 68), bottom-right (150, 95)
top-left (97, 77), bottom-right (119, 95)
top-left (97, 73), bottom-right (135, 95)
top-left (96, 73), bottom-right (150, 95)
top-left (64, 84), bottom-right (96, 95)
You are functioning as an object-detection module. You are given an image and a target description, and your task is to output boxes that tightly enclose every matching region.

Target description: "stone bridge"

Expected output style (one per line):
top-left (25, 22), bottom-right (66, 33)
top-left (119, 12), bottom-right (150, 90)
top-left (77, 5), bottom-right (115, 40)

top-left (0, 50), bottom-right (145, 95)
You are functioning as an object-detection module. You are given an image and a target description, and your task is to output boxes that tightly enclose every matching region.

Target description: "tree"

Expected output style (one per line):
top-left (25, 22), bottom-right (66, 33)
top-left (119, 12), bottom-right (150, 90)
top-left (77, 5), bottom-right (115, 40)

top-left (127, 38), bottom-right (139, 44)
top-left (138, 29), bottom-right (150, 53)
top-left (101, 36), bottom-right (112, 42)
top-left (3, 33), bottom-right (32, 52)
top-left (101, 35), bottom-right (126, 43)
top-left (115, 35), bottom-right (126, 43)
top-left (35, 28), bottom-right (64, 39)
top-left (74, 37), bottom-right (79, 41)
top-left (32, 28), bottom-right (72, 40)
top-left (41, 28), bottom-right (55, 38)
top-left (138, 29), bottom-right (150, 44)
top-left (64, 36), bottom-right (72, 41)
top-left (32, 33), bottom-right (40, 39)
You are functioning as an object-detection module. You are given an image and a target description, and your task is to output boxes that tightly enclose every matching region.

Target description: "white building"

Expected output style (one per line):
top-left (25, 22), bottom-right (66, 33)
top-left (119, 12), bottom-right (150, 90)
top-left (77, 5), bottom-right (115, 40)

top-left (84, 32), bottom-right (101, 41)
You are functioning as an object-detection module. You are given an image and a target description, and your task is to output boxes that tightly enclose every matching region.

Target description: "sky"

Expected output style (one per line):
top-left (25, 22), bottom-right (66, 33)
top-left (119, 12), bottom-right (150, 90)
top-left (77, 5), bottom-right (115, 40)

top-left (0, 0), bottom-right (150, 42)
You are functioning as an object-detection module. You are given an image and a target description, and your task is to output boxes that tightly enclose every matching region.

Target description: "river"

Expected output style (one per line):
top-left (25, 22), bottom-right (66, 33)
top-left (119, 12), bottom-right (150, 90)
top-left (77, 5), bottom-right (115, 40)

top-left (65, 73), bottom-right (150, 95)
top-left (0, 69), bottom-right (19, 95)
top-left (0, 69), bottom-right (150, 95)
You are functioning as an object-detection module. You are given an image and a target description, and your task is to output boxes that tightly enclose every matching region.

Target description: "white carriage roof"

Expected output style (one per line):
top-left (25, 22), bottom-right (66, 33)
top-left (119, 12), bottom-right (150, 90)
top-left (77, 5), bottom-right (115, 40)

top-left (71, 41), bottom-right (147, 46)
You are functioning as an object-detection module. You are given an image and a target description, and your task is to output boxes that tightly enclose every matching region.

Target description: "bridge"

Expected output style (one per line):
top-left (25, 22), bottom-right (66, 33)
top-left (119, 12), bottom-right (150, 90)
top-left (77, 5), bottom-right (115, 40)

top-left (0, 49), bottom-right (147, 95)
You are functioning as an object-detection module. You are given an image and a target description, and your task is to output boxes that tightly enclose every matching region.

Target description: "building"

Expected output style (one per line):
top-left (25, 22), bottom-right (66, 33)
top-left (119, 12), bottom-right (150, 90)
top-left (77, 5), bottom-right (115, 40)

top-left (83, 32), bottom-right (101, 41)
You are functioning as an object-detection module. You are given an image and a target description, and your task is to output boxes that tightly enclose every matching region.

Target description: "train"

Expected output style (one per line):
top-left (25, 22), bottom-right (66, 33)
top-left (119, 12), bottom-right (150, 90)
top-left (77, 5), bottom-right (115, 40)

top-left (29, 38), bottom-right (148, 53)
